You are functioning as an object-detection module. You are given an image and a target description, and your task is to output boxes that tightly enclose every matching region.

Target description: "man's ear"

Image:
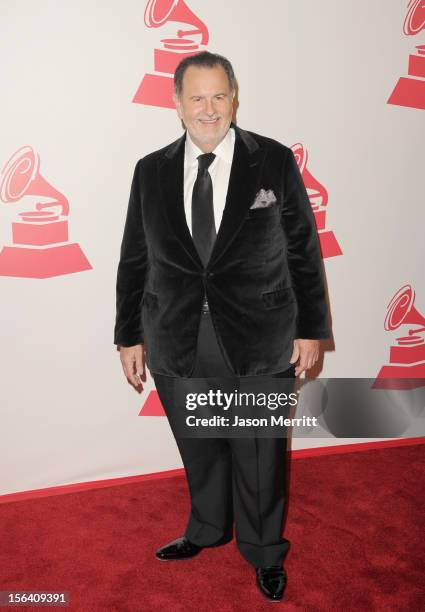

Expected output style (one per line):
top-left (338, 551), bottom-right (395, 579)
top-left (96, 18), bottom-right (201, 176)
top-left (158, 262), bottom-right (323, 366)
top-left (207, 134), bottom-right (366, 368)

top-left (173, 94), bottom-right (182, 118)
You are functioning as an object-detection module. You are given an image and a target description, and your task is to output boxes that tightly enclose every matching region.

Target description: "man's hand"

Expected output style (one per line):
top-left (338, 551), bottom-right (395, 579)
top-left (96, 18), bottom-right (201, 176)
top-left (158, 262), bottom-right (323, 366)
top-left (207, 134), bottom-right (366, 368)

top-left (289, 339), bottom-right (320, 376)
top-left (119, 344), bottom-right (146, 390)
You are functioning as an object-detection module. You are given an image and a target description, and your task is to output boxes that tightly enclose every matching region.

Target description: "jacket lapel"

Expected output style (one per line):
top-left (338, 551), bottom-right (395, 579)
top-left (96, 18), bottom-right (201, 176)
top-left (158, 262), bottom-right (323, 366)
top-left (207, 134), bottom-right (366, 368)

top-left (209, 123), bottom-right (264, 267)
top-left (157, 121), bottom-right (265, 269)
top-left (158, 130), bottom-right (200, 266)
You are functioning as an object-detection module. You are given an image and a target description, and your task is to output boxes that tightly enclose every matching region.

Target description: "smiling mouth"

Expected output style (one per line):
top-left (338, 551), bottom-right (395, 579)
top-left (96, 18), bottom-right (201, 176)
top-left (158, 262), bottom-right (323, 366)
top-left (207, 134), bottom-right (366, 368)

top-left (199, 118), bottom-right (219, 124)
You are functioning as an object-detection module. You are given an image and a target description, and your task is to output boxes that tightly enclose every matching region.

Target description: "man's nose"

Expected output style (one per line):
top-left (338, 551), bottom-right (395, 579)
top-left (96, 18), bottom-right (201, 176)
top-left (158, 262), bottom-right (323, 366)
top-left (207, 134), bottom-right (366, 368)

top-left (204, 99), bottom-right (216, 115)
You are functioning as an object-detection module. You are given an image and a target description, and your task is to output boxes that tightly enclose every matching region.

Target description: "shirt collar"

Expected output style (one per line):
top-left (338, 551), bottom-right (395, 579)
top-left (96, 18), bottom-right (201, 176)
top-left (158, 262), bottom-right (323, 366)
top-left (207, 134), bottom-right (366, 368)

top-left (185, 125), bottom-right (235, 167)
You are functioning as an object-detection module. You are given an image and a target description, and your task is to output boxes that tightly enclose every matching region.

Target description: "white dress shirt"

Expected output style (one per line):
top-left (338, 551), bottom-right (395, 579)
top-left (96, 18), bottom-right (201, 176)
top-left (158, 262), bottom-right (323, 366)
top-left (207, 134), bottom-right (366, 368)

top-left (183, 126), bottom-right (235, 236)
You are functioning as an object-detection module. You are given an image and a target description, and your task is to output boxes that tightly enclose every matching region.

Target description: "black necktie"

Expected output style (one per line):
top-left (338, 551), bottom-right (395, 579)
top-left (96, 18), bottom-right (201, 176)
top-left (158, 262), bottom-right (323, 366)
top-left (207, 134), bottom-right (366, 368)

top-left (192, 152), bottom-right (216, 267)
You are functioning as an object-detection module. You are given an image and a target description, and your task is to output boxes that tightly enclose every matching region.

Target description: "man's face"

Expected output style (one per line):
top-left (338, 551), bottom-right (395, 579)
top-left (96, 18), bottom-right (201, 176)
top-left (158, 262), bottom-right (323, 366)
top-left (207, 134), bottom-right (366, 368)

top-left (173, 64), bottom-right (235, 152)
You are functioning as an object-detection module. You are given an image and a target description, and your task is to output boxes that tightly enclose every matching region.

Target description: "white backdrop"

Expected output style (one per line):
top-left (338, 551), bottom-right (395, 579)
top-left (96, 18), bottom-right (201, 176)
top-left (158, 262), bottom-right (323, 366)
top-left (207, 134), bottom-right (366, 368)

top-left (1, 0), bottom-right (423, 496)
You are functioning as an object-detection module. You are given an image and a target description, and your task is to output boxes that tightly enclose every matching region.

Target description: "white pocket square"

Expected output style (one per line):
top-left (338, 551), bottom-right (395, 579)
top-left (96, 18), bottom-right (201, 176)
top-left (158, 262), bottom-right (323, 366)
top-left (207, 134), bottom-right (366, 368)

top-left (250, 188), bottom-right (277, 209)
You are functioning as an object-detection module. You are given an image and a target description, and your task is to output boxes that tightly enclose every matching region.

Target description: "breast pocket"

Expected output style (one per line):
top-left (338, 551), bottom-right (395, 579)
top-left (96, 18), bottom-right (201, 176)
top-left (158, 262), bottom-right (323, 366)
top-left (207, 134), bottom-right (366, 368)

top-left (241, 205), bottom-right (282, 249)
top-left (246, 205), bottom-right (280, 219)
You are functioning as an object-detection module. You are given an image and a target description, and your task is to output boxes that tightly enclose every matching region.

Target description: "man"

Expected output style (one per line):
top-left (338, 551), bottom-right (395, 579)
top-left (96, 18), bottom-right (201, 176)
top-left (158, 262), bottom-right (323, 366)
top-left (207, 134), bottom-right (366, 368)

top-left (114, 51), bottom-right (330, 602)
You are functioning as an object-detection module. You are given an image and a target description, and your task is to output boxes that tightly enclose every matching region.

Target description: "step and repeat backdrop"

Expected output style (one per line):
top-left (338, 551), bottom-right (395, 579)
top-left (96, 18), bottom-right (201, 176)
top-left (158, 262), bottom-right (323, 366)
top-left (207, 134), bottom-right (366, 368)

top-left (1, 0), bottom-right (423, 495)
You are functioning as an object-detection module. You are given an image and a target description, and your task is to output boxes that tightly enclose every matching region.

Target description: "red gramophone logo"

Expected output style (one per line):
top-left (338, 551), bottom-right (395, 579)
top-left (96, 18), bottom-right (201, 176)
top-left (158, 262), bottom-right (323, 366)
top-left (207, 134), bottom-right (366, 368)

top-left (0, 146), bottom-right (91, 278)
top-left (374, 284), bottom-right (425, 389)
top-left (139, 390), bottom-right (165, 416)
top-left (133, 0), bottom-right (209, 108)
top-left (387, 0), bottom-right (425, 110)
top-left (291, 143), bottom-right (342, 259)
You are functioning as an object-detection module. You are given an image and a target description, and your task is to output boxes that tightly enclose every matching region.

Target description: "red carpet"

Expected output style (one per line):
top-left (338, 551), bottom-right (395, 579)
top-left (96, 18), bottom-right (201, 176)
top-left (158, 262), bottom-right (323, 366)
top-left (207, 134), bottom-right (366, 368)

top-left (1, 443), bottom-right (424, 611)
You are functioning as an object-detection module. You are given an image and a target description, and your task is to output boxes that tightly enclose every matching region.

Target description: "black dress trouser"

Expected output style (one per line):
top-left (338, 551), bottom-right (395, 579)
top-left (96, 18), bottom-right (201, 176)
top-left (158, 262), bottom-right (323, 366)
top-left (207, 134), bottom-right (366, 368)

top-left (152, 309), bottom-right (295, 568)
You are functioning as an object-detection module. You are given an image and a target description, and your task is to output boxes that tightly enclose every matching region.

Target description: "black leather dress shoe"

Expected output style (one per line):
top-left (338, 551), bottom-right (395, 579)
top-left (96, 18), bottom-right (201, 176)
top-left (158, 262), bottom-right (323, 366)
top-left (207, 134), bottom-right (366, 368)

top-left (155, 536), bottom-right (203, 561)
top-left (256, 565), bottom-right (287, 601)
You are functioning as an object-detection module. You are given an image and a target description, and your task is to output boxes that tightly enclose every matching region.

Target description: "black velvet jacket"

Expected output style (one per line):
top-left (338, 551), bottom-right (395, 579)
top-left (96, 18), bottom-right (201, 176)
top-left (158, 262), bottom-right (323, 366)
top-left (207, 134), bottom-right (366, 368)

top-left (114, 121), bottom-right (330, 377)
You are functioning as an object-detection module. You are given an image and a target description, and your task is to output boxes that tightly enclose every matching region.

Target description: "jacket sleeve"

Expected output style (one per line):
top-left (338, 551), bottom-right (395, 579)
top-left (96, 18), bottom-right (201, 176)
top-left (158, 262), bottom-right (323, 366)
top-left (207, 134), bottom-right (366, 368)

top-left (280, 148), bottom-right (331, 339)
top-left (114, 159), bottom-right (148, 347)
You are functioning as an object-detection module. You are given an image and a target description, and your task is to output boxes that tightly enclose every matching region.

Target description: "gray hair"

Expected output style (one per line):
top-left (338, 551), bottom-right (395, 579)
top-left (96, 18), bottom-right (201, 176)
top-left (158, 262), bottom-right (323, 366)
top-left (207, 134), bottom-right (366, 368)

top-left (174, 51), bottom-right (236, 98)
